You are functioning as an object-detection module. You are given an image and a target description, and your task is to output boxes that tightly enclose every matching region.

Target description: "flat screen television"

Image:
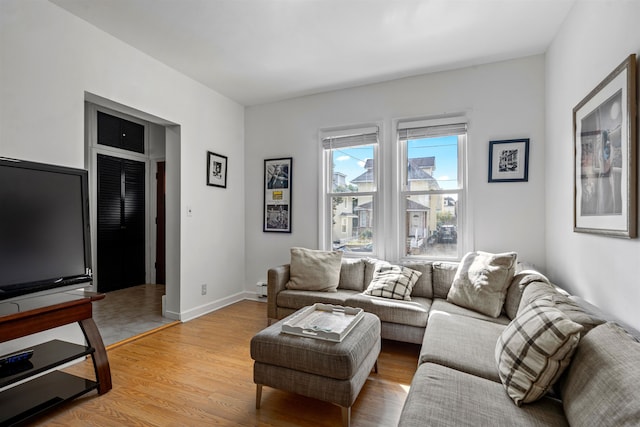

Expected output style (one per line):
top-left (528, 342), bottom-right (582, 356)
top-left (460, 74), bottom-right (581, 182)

top-left (0, 157), bottom-right (92, 301)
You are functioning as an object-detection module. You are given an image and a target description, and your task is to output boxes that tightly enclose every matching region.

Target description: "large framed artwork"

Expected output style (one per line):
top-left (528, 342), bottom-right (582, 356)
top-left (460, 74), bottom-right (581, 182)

top-left (263, 157), bottom-right (292, 233)
top-left (488, 139), bottom-right (530, 182)
top-left (573, 54), bottom-right (637, 238)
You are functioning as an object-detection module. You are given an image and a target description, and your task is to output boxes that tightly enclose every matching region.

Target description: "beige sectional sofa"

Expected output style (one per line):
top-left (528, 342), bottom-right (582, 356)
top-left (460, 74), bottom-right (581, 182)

top-left (267, 251), bottom-right (640, 426)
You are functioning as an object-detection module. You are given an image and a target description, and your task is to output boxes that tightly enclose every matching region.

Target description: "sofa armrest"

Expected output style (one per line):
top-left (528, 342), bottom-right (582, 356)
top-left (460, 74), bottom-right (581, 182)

top-left (267, 264), bottom-right (290, 320)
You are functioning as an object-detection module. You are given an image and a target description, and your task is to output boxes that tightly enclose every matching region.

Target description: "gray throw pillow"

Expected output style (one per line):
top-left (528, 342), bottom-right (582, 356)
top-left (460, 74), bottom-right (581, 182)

top-left (447, 251), bottom-right (517, 317)
top-left (285, 247), bottom-right (342, 292)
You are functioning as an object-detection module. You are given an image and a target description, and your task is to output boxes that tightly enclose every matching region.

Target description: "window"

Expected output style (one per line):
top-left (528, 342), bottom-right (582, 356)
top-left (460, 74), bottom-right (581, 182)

top-left (398, 120), bottom-right (466, 259)
top-left (321, 127), bottom-right (379, 255)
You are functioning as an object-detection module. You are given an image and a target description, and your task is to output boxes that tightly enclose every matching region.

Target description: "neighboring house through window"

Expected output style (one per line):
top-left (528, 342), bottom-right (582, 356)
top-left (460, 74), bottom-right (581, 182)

top-left (321, 126), bottom-right (379, 255)
top-left (320, 118), bottom-right (466, 260)
top-left (398, 119), bottom-right (467, 259)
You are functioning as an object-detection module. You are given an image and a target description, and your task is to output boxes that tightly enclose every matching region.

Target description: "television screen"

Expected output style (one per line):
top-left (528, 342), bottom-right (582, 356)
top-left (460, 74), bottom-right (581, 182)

top-left (0, 158), bottom-right (92, 301)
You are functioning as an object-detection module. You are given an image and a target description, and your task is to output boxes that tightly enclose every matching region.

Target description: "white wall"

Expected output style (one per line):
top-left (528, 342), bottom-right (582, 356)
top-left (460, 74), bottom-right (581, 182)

top-left (545, 1), bottom-right (640, 331)
top-left (0, 0), bottom-right (245, 350)
top-left (245, 55), bottom-right (547, 289)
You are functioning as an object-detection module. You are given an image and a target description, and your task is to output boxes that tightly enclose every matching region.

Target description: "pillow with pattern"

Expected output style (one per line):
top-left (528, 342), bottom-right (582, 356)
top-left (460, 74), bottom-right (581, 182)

top-left (495, 298), bottom-right (583, 406)
top-left (363, 264), bottom-right (422, 301)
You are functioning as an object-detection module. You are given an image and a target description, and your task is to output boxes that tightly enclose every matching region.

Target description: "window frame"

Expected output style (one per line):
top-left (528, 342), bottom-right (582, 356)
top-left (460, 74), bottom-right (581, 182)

top-left (319, 124), bottom-right (382, 257)
top-left (396, 117), bottom-right (468, 261)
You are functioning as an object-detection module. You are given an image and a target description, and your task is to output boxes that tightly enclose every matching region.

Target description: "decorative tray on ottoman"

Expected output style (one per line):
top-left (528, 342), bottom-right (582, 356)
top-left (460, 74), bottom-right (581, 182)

top-left (281, 303), bottom-right (364, 342)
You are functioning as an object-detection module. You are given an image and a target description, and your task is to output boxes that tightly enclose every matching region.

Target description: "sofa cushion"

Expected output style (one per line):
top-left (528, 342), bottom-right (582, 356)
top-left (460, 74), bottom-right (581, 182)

top-left (345, 294), bottom-right (430, 328)
top-left (286, 247), bottom-right (342, 292)
top-left (429, 299), bottom-right (511, 325)
top-left (504, 270), bottom-right (550, 320)
top-left (363, 257), bottom-right (387, 285)
top-left (277, 289), bottom-right (360, 310)
top-left (561, 322), bottom-right (640, 426)
top-left (400, 261), bottom-right (433, 298)
top-left (398, 363), bottom-right (568, 427)
top-left (568, 295), bottom-right (639, 340)
top-left (518, 281), bottom-right (603, 335)
top-left (447, 251), bottom-right (518, 317)
top-left (420, 310), bottom-right (505, 382)
top-left (431, 261), bottom-right (458, 298)
top-left (380, 322), bottom-right (425, 345)
top-left (338, 258), bottom-right (365, 291)
top-left (363, 264), bottom-right (421, 301)
top-left (496, 298), bottom-right (583, 406)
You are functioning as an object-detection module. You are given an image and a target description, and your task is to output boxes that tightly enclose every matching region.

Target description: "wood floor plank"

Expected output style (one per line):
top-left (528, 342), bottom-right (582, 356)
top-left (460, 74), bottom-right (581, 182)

top-left (30, 300), bottom-right (420, 426)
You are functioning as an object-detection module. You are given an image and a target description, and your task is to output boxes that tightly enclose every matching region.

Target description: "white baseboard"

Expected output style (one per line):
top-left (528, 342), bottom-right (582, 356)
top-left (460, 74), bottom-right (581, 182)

top-left (177, 291), bottom-right (265, 322)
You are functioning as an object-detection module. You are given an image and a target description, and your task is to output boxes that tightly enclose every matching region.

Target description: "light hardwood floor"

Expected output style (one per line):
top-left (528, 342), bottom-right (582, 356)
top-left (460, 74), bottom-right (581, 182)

top-left (34, 300), bottom-right (420, 426)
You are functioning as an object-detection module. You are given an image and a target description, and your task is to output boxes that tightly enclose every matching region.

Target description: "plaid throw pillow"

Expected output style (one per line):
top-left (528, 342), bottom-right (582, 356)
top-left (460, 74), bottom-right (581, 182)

top-left (363, 264), bottom-right (421, 301)
top-left (495, 298), bottom-right (583, 406)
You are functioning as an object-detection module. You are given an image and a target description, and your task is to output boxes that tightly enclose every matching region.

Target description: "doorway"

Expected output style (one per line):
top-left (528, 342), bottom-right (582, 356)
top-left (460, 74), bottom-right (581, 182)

top-left (96, 154), bottom-right (146, 292)
top-left (85, 95), bottom-right (180, 326)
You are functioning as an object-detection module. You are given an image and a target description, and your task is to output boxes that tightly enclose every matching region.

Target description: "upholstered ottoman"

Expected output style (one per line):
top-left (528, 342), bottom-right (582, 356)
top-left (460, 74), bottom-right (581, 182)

top-left (250, 310), bottom-right (381, 427)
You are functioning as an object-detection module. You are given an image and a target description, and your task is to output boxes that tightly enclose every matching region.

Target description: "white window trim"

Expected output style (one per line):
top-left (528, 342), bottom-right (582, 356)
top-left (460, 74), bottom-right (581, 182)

top-left (394, 116), bottom-right (469, 261)
top-left (318, 122), bottom-right (383, 257)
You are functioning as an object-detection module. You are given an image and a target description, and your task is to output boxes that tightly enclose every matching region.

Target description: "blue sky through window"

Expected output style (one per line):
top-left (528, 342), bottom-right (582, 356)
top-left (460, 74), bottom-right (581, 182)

top-left (332, 135), bottom-right (458, 189)
top-left (407, 135), bottom-right (458, 190)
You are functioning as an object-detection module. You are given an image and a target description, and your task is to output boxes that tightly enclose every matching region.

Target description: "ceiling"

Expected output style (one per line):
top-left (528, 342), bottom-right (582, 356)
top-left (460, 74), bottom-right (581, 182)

top-left (51, 0), bottom-right (576, 106)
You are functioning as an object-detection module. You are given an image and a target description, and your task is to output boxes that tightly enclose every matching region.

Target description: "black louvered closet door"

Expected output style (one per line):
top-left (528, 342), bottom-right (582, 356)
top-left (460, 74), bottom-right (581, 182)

top-left (97, 154), bottom-right (146, 292)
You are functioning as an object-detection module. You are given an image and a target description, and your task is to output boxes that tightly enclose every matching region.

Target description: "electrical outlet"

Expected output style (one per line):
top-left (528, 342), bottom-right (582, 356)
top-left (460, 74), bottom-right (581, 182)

top-left (201, 284), bottom-right (207, 295)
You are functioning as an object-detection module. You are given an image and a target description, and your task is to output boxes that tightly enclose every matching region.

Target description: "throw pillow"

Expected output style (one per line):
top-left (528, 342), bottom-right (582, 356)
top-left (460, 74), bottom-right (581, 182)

top-left (495, 298), bottom-right (583, 406)
top-left (363, 264), bottom-right (422, 301)
top-left (446, 251), bottom-right (517, 317)
top-left (285, 247), bottom-right (343, 292)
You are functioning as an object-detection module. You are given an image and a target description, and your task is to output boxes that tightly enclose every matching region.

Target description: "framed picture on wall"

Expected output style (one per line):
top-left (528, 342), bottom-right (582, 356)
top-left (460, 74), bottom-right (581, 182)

top-left (263, 157), bottom-right (292, 233)
top-left (207, 151), bottom-right (228, 188)
top-left (488, 138), bottom-right (530, 182)
top-left (573, 54), bottom-right (637, 238)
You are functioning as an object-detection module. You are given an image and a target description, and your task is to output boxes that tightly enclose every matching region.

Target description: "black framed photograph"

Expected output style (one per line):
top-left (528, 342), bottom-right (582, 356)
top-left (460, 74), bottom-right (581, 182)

top-left (207, 151), bottom-right (227, 188)
top-left (574, 54), bottom-right (637, 238)
top-left (263, 157), bottom-right (292, 232)
top-left (488, 139), bottom-right (529, 182)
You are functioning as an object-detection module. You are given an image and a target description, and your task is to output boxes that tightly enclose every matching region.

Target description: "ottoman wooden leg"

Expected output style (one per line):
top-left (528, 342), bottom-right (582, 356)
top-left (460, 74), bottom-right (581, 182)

top-left (256, 384), bottom-right (263, 409)
top-left (341, 406), bottom-right (350, 427)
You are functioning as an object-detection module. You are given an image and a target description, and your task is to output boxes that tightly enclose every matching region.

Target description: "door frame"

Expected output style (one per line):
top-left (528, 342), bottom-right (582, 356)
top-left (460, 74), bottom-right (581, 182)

top-left (86, 104), bottom-right (152, 290)
top-left (151, 160), bottom-right (166, 285)
top-left (85, 96), bottom-right (180, 319)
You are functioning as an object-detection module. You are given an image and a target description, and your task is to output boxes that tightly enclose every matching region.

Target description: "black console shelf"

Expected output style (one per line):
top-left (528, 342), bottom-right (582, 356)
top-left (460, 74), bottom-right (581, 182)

top-left (0, 340), bottom-right (94, 388)
top-left (0, 371), bottom-right (98, 426)
top-left (0, 292), bottom-right (111, 426)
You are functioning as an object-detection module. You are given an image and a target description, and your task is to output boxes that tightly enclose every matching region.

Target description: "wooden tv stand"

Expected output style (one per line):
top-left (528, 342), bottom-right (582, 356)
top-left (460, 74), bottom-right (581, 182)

top-left (0, 291), bottom-right (111, 426)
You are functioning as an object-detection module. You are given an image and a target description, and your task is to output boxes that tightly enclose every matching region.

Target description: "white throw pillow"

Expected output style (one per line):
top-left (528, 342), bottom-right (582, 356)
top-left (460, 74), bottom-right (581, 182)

top-left (285, 247), bottom-right (342, 292)
top-left (363, 264), bottom-right (422, 301)
top-left (447, 251), bottom-right (517, 317)
top-left (495, 298), bottom-right (583, 406)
